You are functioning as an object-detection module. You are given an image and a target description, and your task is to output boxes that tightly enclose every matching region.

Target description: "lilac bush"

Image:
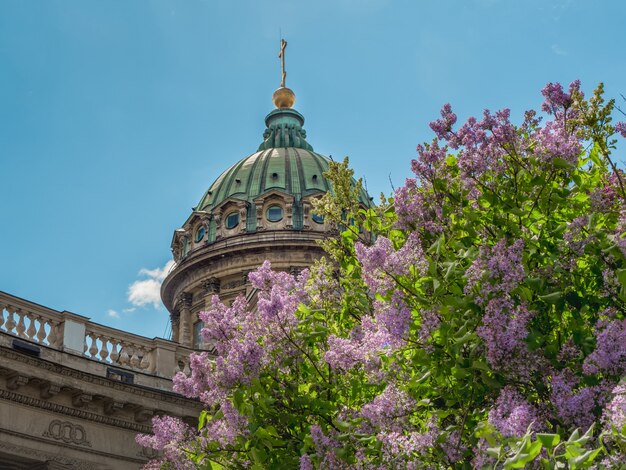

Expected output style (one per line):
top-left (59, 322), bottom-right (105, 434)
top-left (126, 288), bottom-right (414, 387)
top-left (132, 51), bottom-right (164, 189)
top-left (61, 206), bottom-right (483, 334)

top-left (138, 82), bottom-right (626, 468)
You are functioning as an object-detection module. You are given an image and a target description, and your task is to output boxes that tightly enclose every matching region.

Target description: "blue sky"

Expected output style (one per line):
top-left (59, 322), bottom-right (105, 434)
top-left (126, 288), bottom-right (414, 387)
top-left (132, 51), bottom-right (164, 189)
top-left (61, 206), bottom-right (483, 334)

top-left (1, 0), bottom-right (625, 339)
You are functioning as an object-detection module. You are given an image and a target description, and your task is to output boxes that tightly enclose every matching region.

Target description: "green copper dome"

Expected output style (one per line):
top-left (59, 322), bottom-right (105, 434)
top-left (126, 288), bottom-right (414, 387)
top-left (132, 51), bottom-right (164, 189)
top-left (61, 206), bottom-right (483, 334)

top-left (197, 147), bottom-right (332, 213)
top-left (184, 105), bottom-right (370, 244)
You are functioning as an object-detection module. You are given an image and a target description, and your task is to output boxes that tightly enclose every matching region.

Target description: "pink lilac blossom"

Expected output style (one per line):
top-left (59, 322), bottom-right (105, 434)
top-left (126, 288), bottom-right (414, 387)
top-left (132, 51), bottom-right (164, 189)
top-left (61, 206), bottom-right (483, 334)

top-left (203, 401), bottom-right (249, 447)
top-left (583, 315), bottom-right (626, 376)
top-left (603, 384), bottom-right (626, 431)
top-left (488, 386), bottom-right (540, 437)
top-left (532, 120), bottom-right (582, 167)
top-left (136, 416), bottom-right (194, 469)
top-left (464, 238), bottom-right (525, 305)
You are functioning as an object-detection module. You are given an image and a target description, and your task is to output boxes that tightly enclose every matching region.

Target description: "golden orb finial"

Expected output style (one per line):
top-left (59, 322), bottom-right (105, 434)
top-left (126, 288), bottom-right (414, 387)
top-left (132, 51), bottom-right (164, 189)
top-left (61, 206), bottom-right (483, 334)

top-left (273, 87), bottom-right (296, 109)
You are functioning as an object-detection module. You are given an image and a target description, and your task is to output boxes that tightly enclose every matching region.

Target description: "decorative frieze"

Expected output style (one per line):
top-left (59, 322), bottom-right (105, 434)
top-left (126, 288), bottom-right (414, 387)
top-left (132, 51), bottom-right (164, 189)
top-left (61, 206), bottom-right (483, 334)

top-left (43, 419), bottom-right (91, 447)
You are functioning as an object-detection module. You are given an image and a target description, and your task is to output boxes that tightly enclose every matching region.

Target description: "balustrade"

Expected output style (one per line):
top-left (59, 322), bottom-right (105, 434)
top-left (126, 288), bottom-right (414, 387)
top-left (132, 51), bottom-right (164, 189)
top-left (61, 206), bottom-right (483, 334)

top-left (0, 292), bottom-right (192, 380)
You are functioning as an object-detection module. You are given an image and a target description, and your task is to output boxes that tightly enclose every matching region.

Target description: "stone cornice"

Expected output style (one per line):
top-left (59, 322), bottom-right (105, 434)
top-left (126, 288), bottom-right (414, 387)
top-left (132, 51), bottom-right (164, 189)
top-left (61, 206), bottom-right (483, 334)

top-left (0, 346), bottom-right (199, 407)
top-left (0, 388), bottom-right (151, 433)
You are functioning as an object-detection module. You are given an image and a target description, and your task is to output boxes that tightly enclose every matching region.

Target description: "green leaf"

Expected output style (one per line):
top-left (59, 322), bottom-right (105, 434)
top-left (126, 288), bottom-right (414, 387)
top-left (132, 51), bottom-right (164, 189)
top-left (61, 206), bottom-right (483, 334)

top-left (537, 433), bottom-right (560, 449)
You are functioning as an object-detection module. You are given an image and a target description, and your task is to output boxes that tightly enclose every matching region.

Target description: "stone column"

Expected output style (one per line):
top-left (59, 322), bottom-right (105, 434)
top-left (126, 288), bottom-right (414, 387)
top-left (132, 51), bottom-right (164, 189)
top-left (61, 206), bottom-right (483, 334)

top-left (177, 293), bottom-right (193, 348)
top-left (170, 312), bottom-right (180, 343)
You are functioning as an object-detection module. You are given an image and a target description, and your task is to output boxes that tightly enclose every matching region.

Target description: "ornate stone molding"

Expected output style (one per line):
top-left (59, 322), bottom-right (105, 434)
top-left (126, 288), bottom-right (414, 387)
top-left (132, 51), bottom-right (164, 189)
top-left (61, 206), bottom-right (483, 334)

top-left (43, 419), bottom-right (91, 447)
top-left (6, 373), bottom-right (29, 390)
top-left (0, 388), bottom-right (151, 433)
top-left (0, 346), bottom-right (196, 407)
top-left (202, 277), bottom-right (221, 295)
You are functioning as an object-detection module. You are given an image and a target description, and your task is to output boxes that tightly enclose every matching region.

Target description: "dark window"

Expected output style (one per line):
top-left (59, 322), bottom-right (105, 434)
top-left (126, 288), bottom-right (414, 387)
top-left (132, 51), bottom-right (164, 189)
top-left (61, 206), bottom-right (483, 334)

top-left (195, 226), bottom-right (206, 242)
top-left (225, 212), bottom-right (239, 229)
top-left (312, 213), bottom-right (324, 224)
top-left (266, 205), bottom-right (283, 222)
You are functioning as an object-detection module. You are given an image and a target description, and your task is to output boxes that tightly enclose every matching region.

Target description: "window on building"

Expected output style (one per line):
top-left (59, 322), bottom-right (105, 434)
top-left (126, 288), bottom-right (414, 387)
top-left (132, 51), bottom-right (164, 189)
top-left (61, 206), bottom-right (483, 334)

top-left (312, 213), bottom-right (324, 224)
top-left (195, 226), bottom-right (206, 242)
top-left (193, 321), bottom-right (204, 349)
top-left (225, 212), bottom-right (239, 229)
top-left (266, 205), bottom-right (283, 222)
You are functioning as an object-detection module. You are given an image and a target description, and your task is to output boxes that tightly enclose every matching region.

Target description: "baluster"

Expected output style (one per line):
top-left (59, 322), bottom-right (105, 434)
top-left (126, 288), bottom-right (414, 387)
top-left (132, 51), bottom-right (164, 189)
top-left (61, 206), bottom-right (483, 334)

top-left (147, 349), bottom-right (157, 374)
top-left (36, 317), bottom-right (47, 343)
top-left (118, 343), bottom-right (130, 365)
top-left (48, 321), bottom-right (58, 347)
top-left (0, 306), bottom-right (5, 331)
top-left (26, 312), bottom-right (37, 340)
top-left (5, 308), bottom-right (16, 332)
top-left (99, 337), bottom-right (110, 362)
top-left (15, 311), bottom-right (26, 338)
top-left (88, 333), bottom-right (98, 358)
top-left (109, 340), bottom-right (120, 364)
top-left (139, 348), bottom-right (150, 370)
top-left (130, 345), bottom-right (141, 368)
top-left (183, 360), bottom-right (191, 375)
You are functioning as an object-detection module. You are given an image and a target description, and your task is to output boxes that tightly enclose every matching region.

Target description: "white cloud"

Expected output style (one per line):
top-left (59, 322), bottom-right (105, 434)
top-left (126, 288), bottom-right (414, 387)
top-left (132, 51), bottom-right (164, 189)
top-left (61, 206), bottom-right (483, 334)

top-left (551, 44), bottom-right (567, 56)
top-left (127, 260), bottom-right (176, 309)
top-left (122, 307), bottom-right (136, 313)
top-left (107, 309), bottom-right (120, 319)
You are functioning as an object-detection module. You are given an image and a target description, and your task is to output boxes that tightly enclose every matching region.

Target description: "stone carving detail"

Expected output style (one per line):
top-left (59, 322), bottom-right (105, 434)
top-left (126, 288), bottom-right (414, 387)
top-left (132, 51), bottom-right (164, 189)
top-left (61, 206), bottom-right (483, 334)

top-left (72, 393), bottom-right (93, 407)
top-left (202, 277), bottom-right (221, 295)
top-left (134, 407), bottom-right (154, 423)
top-left (43, 419), bottom-right (92, 447)
top-left (6, 373), bottom-right (29, 390)
top-left (40, 382), bottom-right (61, 399)
top-left (138, 446), bottom-right (160, 459)
top-left (103, 400), bottom-right (124, 415)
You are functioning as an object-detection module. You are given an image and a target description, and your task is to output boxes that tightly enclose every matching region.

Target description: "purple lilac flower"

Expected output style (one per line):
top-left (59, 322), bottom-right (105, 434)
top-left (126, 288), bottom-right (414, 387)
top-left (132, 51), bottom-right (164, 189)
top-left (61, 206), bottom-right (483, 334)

top-left (476, 298), bottom-right (534, 377)
top-left (533, 120), bottom-right (582, 167)
top-left (204, 400), bottom-right (249, 447)
top-left (355, 233), bottom-right (428, 295)
top-left (393, 179), bottom-right (444, 232)
top-left (615, 121), bottom-right (626, 138)
top-left (440, 430), bottom-right (466, 464)
top-left (583, 314), bottom-right (626, 376)
top-left (361, 384), bottom-right (416, 431)
top-left (429, 103), bottom-right (457, 141)
top-left (412, 139), bottom-right (448, 182)
top-left (551, 370), bottom-right (609, 429)
top-left (136, 416), bottom-right (194, 468)
top-left (488, 386), bottom-right (540, 437)
top-left (465, 238), bottom-right (525, 304)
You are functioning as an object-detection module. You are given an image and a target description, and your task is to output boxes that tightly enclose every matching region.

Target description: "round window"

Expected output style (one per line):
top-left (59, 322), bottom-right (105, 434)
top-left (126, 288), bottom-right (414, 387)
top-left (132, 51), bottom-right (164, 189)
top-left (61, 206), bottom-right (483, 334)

top-left (266, 205), bottom-right (283, 222)
top-left (225, 212), bottom-right (240, 229)
top-left (312, 213), bottom-right (324, 224)
top-left (195, 226), bottom-right (206, 242)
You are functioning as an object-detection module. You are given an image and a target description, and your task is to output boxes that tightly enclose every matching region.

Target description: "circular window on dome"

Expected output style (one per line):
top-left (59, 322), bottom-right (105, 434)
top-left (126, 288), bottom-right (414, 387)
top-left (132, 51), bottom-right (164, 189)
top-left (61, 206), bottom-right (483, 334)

top-left (195, 226), bottom-right (206, 242)
top-left (312, 213), bottom-right (325, 224)
top-left (225, 212), bottom-right (240, 229)
top-left (266, 205), bottom-right (283, 222)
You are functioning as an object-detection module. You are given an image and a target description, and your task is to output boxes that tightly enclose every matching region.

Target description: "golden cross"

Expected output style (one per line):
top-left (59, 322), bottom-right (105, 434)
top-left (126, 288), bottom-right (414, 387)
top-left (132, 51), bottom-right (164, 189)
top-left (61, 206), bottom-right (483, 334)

top-left (278, 39), bottom-right (287, 88)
